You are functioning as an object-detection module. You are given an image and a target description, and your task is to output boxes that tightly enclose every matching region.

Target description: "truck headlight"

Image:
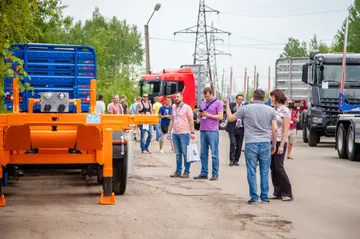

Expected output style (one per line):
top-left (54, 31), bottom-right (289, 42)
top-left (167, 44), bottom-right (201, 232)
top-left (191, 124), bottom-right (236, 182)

top-left (43, 92), bottom-right (52, 100)
top-left (312, 116), bottom-right (323, 123)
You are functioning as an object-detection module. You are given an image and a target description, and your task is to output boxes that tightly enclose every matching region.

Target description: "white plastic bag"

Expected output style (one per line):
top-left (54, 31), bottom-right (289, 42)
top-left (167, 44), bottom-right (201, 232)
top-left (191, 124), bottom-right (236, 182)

top-left (187, 143), bottom-right (200, 163)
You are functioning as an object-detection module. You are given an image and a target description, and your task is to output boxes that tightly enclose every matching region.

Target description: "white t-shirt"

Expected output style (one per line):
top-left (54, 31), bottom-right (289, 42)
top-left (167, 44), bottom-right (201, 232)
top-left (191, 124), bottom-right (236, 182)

top-left (96, 101), bottom-right (105, 114)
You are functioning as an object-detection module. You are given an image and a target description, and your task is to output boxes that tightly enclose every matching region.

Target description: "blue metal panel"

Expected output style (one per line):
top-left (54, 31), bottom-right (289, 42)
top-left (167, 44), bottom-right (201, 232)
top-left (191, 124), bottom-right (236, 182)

top-left (338, 93), bottom-right (360, 112)
top-left (4, 44), bottom-right (97, 112)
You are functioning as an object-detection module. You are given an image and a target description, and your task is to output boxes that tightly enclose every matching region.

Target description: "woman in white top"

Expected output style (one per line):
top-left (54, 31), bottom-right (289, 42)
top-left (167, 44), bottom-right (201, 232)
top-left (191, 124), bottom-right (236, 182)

top-left (270, 89), bottom-right (293, 201)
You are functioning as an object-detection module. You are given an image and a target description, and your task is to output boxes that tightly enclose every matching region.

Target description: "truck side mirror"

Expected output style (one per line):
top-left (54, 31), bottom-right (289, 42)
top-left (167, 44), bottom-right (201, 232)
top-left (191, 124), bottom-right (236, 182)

top-left (302, 64), bottom-right (309, 84)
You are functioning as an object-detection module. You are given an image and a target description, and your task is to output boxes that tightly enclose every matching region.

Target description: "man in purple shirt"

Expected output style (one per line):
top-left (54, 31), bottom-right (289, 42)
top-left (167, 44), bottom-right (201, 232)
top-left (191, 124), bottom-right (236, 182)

top-left (194, 87), bottom-right (224, 181)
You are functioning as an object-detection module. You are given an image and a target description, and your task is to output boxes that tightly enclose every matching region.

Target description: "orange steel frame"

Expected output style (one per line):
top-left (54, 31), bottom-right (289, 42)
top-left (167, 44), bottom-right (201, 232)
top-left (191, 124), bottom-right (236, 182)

top-left (0, 78), bottom-right (158, 207)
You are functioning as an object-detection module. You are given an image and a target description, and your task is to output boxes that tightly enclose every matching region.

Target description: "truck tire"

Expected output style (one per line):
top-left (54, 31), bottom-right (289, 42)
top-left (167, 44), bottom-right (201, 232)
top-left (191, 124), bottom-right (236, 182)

top-left (308, 130), bottom-right (318, 147)
top-left (346, 125), bottom-right (360, 161)
top-left (112, 144), bottom-right (128, 195)
top-left (195, 123), bottom-right (200, 130)
top-left (302, 127), bottom-right (308, 143)
top-left (337, 124), bottom-right (348, 159)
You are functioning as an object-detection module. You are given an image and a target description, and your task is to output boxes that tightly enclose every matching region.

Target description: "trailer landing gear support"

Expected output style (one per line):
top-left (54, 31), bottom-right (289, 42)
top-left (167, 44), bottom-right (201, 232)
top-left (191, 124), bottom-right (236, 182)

top-left (0, 169), bottom-right (5, 207)
top-left (100, 128), bottom-right (116, 205)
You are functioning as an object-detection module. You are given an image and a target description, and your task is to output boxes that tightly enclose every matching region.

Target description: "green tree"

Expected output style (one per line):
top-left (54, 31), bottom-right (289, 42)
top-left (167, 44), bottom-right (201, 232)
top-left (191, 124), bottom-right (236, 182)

top-left (333, 0), bottom-right (360, 53)
top-left (308, 34), bottom-right (330, 53)
top-left (280, 37), bottom-right (308, 58)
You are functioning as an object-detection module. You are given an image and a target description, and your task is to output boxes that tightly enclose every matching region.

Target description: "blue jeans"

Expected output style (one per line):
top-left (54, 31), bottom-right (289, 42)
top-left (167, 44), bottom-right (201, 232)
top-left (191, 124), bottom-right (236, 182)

top-left (200, 131), bottom-right (220, 177)
top-left (155, 123), bottom-right (161, 141)
top-left (139, 125), bottom-right (153, 152)
top-left (244, 142), bottom-right (271, 201)
top-left (172, 133), bottom-right (191, 174)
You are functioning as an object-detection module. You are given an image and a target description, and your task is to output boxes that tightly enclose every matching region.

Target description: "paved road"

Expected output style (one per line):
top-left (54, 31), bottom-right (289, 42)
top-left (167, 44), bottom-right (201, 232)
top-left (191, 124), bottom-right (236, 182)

top-left (0, 130), bottom-right (359, 239)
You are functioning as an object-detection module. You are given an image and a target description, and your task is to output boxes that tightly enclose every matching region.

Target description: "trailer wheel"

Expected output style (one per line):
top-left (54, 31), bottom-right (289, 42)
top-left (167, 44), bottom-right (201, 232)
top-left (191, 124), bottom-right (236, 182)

top-left (337, 124), bottom-right (348, 159)
top-left (346, 125), bottom-right (360, 161)
top-left (308, 130), bottom-right (319, 147)
top-left (112, 144), bottom-right (128, 195)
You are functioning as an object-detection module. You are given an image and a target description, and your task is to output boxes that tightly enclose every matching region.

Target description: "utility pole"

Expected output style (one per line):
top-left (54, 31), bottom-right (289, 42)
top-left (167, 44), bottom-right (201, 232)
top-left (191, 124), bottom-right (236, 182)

top-left (229, 67), bottom-right (233, 100)
top-left (268, 66), bottom-right (271, 98)
top-left (243, 67), bottom-right (247, 99)
top-left (174, 0), bottom-right (231, 84)
top-left (253, 65), bottom-right (257, 90)
top-left (208, 22), bottom-right (231, 96)
top-left (221, 69), bottom-right (225, 98)
top-left (144, 3), bottom-right (161, 73)
top-left (246, 76), bottom-right (250, 101)
top-left (257, 73), bottom-right (259, 90)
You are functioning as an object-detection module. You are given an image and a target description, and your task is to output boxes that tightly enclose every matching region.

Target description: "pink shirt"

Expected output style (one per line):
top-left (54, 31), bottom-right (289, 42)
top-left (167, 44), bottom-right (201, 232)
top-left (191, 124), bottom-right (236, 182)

top-left (171, 103), bottom-right (193, 134)
top-left (109, 103), bottom-right (124, 114)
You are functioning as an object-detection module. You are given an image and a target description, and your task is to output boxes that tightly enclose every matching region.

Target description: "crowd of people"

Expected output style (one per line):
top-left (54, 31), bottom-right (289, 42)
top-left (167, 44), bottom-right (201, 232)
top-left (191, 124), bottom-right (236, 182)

top-left (96, 88), bottom-right (299, 204)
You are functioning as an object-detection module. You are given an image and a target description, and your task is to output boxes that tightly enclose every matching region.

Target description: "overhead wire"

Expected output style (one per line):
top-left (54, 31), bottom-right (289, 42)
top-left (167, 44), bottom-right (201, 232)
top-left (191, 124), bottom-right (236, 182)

top-left (221, 8), bottom-right (347, 18)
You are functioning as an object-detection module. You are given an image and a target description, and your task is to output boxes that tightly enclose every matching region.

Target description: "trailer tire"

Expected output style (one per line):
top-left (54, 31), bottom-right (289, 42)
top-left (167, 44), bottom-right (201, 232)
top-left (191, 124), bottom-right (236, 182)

top-left (308, 130), bottom-right (318, 147)
top-left (112, 144), bottom-right (128, 195)
top-left (346, 125), bottom-right (360, 161)
top-left (337, 124), bottom-right (348, 159)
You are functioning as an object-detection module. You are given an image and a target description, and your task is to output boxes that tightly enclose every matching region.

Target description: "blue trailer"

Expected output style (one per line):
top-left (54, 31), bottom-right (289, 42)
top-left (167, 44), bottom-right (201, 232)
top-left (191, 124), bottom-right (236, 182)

top-left (4, 43), bottom-right (97, 113)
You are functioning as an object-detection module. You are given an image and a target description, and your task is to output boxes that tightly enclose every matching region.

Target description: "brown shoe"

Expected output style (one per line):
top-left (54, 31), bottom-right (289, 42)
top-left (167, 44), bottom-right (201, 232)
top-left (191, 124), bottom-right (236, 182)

top-left (180, 173), bottom-right (189, 178)
top-left (170, 172), bottom-right (181, 178)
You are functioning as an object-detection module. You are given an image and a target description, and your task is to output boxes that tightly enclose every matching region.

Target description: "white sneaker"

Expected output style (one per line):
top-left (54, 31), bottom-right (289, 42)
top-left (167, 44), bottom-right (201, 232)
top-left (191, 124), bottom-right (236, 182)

top-left (160, 149), bottom-right (164, 153)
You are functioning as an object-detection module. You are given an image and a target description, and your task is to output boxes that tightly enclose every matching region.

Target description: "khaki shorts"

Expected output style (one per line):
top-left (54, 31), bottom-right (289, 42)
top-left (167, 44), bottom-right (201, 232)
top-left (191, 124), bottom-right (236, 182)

top-left (288, 129), bottom-right (296, 145)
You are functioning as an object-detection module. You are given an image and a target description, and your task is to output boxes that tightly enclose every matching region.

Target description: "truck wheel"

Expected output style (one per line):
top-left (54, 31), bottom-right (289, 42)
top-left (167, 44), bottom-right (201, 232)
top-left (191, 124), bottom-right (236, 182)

top-left (219, 114), bottom-right (227, 130)
top-left (112, 144), bottom-right (128, 195)
top-left (346, 125), bottom-right (360, 161)
top-left (302, 127), bottom-right (308, 143)
top-left (308, 130), bottom-right (318, 147)
top-left (195, 123), bottom-right (200, 130)
top-left (337, 124), bottom-right (348, 159)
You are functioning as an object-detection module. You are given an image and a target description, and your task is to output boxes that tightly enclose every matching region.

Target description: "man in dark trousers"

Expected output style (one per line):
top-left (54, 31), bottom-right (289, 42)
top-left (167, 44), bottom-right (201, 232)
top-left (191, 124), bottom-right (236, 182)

top-left (226, 94), bottom-right (245, 166)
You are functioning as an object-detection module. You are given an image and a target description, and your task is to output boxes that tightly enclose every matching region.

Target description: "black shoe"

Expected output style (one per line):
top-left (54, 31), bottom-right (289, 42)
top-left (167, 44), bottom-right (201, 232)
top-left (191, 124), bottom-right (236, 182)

top-left (194, 175), bottom-right (208, 180)
top-left (234, 162), bottom-right (240, 166)
top-left (229, 161), bottom-right (234, 166)
top-left (210, 175), bottom-right (218, 181)
top-left (248, 199), bottom-right (259, 204)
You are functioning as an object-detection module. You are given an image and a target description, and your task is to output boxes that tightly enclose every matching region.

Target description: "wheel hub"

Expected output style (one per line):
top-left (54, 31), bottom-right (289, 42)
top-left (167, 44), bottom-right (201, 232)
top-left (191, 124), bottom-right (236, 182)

top-left (348, 130), bottom-right (354, 153)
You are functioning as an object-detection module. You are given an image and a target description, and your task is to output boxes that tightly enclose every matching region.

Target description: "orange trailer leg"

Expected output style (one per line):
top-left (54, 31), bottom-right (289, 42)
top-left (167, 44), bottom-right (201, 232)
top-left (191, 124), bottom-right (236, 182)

top-left (99, 128), bottom-right (115, 205)
top-left (0, 128), bottom-right (6, 207)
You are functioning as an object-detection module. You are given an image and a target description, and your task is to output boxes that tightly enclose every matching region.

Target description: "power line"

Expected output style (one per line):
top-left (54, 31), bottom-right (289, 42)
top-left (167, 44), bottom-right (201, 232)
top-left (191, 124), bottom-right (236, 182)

top-left (221, 8), bottom-right (347, 18)
top-left (149, 36), bottom-right (283, 50)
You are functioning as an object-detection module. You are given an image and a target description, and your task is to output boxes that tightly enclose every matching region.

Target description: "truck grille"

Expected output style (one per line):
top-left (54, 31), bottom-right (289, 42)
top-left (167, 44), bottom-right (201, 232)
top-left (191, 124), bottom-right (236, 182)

top-left (321, 98), bottom-right (360, 116)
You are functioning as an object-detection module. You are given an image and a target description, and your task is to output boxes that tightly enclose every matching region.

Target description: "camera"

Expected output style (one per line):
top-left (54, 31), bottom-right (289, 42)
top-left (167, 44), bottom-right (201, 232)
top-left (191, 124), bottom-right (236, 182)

top-left (288, 102), bottom-right (295, 109)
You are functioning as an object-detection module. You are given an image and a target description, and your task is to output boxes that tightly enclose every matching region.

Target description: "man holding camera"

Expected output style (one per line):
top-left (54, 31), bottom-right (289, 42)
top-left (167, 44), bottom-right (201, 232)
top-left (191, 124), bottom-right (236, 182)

top-left (286, 100), bottom-right (299, 159)
top-left (194, 87), bottom-right (223, 181)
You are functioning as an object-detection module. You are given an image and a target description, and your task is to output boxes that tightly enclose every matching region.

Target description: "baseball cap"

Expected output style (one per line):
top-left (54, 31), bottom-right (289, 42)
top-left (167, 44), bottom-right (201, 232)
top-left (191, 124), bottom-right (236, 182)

top-left (143, 93), bottom-right (149, 97)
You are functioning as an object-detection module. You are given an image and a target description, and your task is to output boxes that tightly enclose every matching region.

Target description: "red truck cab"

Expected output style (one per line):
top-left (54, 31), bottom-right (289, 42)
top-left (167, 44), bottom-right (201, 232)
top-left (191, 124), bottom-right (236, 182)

top-left (139, 68), bottom-right (196, 109)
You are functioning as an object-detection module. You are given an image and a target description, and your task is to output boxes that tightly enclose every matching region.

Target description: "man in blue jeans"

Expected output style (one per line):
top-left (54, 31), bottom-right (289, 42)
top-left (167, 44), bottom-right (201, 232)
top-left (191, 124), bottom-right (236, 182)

top-left (194, 87), bottom-right (224, 181)
top-left (167, 92), bottom-right (195, 178)
top-left (225, 89), bottom-right (278, 204)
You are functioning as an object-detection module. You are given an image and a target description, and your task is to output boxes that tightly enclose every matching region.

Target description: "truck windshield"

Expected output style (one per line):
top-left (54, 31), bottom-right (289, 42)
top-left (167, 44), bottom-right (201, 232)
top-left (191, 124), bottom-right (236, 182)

top-left (141, 81), bottom-right (162, 96)
top-left (320, 65), bottom-right (360, 83)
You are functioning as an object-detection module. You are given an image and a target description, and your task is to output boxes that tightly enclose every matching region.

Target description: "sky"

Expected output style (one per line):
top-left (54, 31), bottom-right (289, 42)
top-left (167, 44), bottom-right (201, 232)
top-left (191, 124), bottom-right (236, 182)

top-left (61, 0), bottom-right (352, 94)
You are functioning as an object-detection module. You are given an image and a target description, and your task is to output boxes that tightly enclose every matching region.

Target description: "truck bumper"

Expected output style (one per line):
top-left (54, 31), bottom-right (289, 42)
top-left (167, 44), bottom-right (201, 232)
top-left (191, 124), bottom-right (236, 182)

top-left (309, 117), bottom-right (337, 137)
